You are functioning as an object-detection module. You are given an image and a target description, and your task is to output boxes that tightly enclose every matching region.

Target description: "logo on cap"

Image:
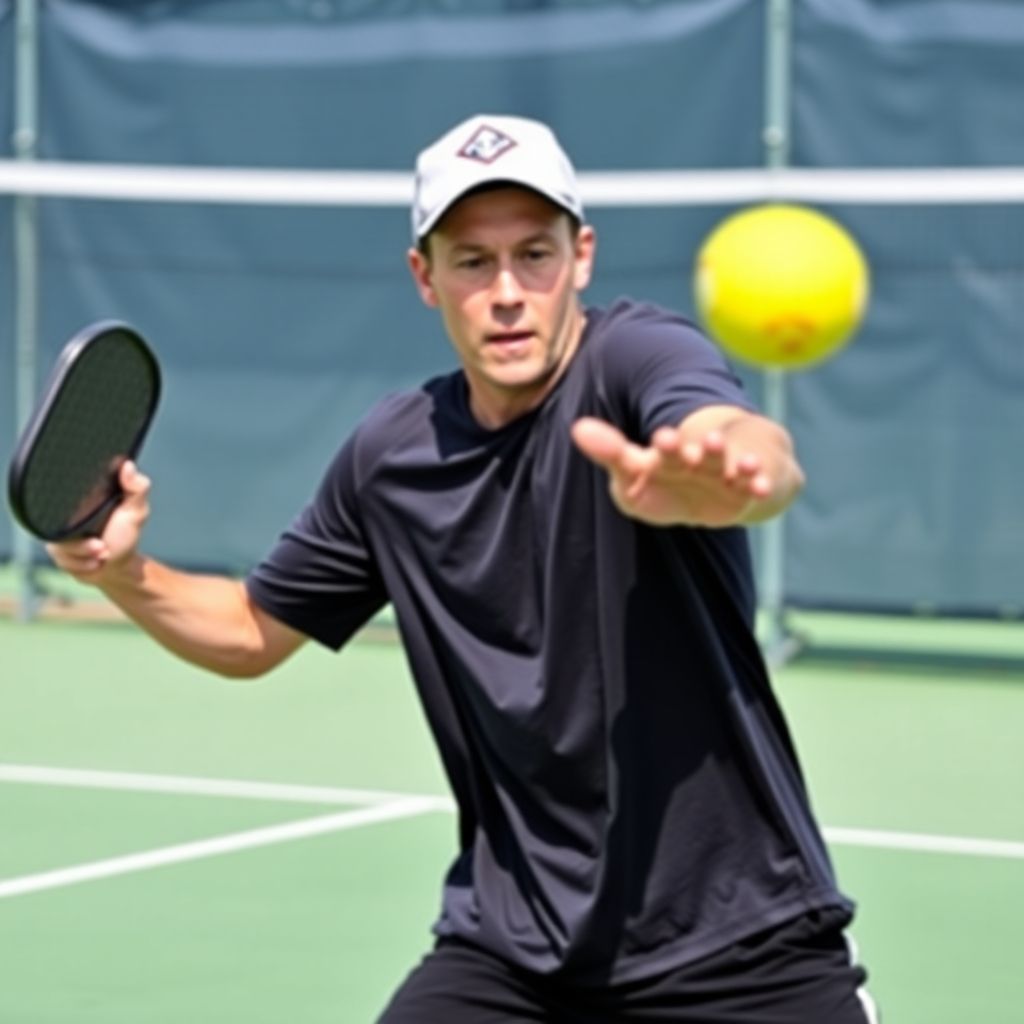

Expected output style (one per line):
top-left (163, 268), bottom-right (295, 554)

top-left (458, 125), bottom-right (517, 164)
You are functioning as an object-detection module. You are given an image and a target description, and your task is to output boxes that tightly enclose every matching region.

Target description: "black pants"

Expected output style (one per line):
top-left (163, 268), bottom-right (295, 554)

top-left (377, 908), bottom-right (879, 1023)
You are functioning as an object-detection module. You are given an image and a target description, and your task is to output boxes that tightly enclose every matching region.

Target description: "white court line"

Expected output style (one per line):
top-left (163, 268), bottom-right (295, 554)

top-left (0, 797), bottom-right (440, 900)
top-left (2, 763), bottom-right (1021, 868)
top-left (824, 826), bottom-right (1024, 861)
top-left (0, 762), bottom-right (454, 809)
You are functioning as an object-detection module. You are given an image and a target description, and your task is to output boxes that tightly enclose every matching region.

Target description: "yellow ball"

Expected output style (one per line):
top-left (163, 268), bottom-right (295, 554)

top-left (694, 203), bottom-right (870, 370)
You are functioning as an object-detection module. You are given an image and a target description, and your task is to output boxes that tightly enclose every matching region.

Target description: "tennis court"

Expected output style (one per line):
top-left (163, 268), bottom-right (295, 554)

top-left (1, 606), bottom-right (1021, 1023)
top-left (1, 4), bottom-right (1022, 1023)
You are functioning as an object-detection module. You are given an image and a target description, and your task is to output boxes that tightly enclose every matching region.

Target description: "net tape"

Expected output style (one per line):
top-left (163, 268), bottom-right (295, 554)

top-left (1, 159), bottom-right (1023, 207)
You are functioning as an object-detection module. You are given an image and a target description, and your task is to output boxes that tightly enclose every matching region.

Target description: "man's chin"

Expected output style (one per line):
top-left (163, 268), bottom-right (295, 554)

top-left (486, 364), bottom-right (554, 393)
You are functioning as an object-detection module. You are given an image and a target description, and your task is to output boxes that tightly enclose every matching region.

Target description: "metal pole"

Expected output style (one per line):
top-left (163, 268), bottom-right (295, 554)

top-left (760, 0), bottom-right (801, 665)
top-left (12, 0), bottom-right (41, 621)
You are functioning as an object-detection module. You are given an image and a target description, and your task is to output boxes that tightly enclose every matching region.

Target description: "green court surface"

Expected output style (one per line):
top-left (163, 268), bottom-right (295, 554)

top-left (1, 612), bottom-right (1022, 1023)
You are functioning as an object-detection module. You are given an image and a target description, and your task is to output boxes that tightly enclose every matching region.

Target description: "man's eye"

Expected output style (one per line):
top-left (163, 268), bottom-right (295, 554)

top-left (456, 256), bottom-right (487, 270)
top-left (524, 248), bottom-right (552, 263)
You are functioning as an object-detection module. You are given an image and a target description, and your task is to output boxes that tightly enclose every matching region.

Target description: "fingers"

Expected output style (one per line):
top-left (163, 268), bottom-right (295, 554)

top-left (570, 417), bottom-right (626, 467)
top-left (654, 426), bottom-right (771, 495)
top-left (114, 460), bottom-right (153, 522)
top-left (573, 415), bottom-right (776, 525)
top-left (45, 461), bottom-right (152, 580)
top-left (46, 536), bottom-right (107, 577)
top-left (743, 458), bottom-right (773, 498)
top-left (571, 418), bottom-right (659, 477)
top-left (120, 460), bottom-right (151, 497)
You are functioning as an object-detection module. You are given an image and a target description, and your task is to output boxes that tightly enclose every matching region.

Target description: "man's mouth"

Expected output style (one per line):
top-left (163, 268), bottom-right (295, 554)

top-left (486, 331), bottom-right (533, 346)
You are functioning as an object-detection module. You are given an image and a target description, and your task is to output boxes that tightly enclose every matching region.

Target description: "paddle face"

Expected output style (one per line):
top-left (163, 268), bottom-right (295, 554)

top-left (7, 321), bottom-right (161, 541)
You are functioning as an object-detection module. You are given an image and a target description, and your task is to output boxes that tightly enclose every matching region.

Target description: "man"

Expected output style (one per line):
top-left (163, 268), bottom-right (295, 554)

top-left (49, 114), bottom-right (878, 1023)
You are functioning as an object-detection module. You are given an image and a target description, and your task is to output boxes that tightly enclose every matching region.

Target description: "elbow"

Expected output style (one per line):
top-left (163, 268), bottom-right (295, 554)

top-left (210, 605), bottom-right (303, 680)
top-left (189, 647), bottom-right (273, 681)
top-left (187, 628), bottom-right (281, 681)
top-left (212, 638), bottom-right (291, 680)
top-left (213, 656), bottom-right (273, 681)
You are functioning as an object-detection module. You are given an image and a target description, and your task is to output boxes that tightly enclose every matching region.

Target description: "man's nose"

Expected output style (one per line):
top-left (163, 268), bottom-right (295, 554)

top-left (491, 266), bottom-right (524, 305)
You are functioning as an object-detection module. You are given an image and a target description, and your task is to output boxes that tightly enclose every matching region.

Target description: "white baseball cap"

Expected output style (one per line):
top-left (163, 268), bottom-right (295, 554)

top-left (411, 114), bottom-right (584, 243)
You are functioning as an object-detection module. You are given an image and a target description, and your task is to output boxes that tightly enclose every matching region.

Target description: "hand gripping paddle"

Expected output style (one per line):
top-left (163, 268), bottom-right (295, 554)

top-left (7, 321), bottom-right (161, 541)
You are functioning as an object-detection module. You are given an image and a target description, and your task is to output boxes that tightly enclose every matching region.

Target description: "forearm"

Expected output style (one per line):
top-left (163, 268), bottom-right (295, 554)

top-left (96, 555), bottom-right (285, 678)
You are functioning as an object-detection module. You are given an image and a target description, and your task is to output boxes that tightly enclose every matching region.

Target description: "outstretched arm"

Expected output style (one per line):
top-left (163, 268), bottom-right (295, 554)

top-left (46, 461), bottom-right (305, 678)
top-left (571, 404), bottom-right (804, 528)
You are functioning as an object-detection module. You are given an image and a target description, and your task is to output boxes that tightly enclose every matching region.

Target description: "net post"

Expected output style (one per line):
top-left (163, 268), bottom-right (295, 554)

top-left (759, 0), bottom-right (803, 666)
top-left (11, 0), bottom-right (42, 621)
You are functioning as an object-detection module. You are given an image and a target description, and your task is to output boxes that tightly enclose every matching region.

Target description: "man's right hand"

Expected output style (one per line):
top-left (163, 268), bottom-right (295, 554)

top-left (46, 460), bottom-right (151, 583)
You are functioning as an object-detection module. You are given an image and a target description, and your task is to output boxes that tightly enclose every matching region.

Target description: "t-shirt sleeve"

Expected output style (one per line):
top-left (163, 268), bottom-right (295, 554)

top-left (595, 305), bottom-right (756, 440)
top-left (245, 434), bottom-right (388, 650)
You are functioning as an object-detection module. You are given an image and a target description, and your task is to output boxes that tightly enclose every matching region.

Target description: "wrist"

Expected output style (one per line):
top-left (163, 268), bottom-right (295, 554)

top-left (96, 551), bottom-right (149, 594)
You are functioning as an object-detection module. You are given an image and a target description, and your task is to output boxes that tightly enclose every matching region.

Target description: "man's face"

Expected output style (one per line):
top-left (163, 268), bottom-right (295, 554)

top-left (408, 187), bottom-right (595, 428)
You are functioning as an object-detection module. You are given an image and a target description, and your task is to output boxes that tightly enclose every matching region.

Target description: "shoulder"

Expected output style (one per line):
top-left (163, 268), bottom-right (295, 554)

top-left (328, 372), bottom-right (461, 487)
top-left (357, 384), bottom-right (438, 442)
top-left (586, 297), bottom-right (708, 345)
top-left (575, 297), bottom-right (754, 434)
top-left (580, 296), bottom-right (740, 386)
top-left (583, 297), bottom-right (727, 373)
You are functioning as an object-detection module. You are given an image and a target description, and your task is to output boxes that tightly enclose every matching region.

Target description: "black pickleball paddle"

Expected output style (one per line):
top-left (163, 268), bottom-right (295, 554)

top-left (7, 321), bottom-right (161, 541)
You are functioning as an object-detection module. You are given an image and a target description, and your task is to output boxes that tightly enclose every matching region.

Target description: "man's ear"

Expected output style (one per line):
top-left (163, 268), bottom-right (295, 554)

top-left (573, 225), bottom-right (597, 292)
top-left (407, 247), bottom-right (439, 308)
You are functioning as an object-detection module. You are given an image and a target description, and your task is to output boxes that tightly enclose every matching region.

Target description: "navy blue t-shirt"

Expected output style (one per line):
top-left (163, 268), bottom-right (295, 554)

top-left (247, 299), bottom-right (851, 984)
